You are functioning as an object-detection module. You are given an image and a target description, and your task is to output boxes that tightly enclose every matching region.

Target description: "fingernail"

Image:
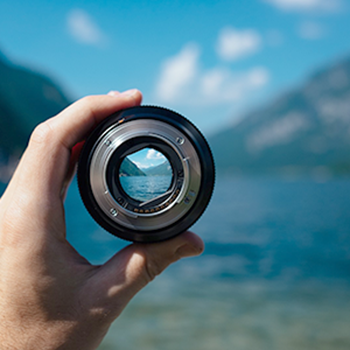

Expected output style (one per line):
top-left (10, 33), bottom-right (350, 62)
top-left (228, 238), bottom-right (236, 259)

top-left (176, 243), bottom-right (204, 258)
top-left (120, 89), bottom-right (138, 98)
top-left (107, 90), bottom-right (120, 96)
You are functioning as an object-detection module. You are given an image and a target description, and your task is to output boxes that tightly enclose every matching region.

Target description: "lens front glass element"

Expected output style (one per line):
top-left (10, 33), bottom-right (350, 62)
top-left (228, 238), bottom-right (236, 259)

top-left (119, 147), bottom-right (173, 202)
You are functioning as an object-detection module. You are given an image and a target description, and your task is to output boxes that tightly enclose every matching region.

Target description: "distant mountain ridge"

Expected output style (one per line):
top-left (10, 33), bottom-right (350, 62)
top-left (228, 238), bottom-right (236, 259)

top-left (120, 159), bottom-right (172, 177)
top-left (0, 51), bottom-right (71, 161)
top-left (210, 55), bottom-right (350, 175)
top-left (143, 161), bottom-right (172, 176)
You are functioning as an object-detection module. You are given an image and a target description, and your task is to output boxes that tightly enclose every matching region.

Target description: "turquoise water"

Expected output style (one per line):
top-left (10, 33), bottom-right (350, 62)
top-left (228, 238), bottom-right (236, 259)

top-left (1, 177), bottom-right (350, 349)
top-left (119, 175), bottom-right (172, 202)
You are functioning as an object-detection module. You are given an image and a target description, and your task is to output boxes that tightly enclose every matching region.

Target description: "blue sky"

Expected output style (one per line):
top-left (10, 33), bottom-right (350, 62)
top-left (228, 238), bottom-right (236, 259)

top-left (0, 0), bottom-right (350, 134)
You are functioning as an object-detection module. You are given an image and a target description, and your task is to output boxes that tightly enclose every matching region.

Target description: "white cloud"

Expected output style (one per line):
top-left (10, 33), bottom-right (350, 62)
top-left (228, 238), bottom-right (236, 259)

top-left (216, 27), bottom-right (261, 62)
top-left (200, 67), bottom-right (269, 104)
top-left (155, 44), bottom-right (200, 102)
top-left (298, 21), bottom-right (325, 40)
top-left (67, 9), bottom-right (107, 46)
top-left (155, 44), bottom-right (270, 106)
top-left (263, 0), bottom-right (342, 12)
top-left (146, 149), bottom-right (165, 160)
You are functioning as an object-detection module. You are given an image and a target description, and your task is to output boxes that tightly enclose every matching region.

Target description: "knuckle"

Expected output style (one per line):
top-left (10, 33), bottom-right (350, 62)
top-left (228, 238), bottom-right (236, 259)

top-left (89, 306), bottom-right (113, 323)
top-left (30, 122), bottom-right (53, 145)
top-left (144, 254), bottom-right (166, 282)
top-left (76, 95), bottom-right (98, 123)
top-left (79, 95), bottom-right (96, 109)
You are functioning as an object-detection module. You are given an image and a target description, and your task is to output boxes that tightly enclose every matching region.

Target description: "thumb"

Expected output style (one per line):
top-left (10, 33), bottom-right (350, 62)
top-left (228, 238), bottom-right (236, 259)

top-left (90, 231), bottom-right (204, 318)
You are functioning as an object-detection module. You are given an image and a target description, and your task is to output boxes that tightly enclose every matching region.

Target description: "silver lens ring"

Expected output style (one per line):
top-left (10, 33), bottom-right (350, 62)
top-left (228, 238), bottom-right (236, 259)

top-left (78, 106), bottom-right (215, 243)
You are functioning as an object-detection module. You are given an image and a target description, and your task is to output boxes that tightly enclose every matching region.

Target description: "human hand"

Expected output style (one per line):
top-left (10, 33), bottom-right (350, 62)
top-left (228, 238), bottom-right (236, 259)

top-left (0, 90), bottom-right (204, 350)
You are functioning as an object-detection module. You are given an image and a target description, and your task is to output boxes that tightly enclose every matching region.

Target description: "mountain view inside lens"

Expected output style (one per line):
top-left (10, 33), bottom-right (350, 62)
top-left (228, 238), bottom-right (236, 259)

top-left (119, 148), bottom-right (173, 202)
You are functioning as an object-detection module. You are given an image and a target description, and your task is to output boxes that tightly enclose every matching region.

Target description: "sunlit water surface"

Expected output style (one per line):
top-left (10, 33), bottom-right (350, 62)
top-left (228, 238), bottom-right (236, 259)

top-left (1, 177), bottom-right (350, 350)
top-left (119, 175), bottom-right (172, 202)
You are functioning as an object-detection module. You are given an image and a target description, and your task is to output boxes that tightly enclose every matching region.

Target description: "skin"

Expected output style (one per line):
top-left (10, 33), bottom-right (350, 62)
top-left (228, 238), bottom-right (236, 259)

top-left (0, 89), bottom-right (204, 350)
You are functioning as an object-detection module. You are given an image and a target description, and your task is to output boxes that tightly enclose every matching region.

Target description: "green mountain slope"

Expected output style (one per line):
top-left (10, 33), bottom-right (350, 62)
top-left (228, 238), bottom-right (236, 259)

top-left (120, 158), bottom-right (146, 176)
top-left (0, 51), bottom-right (71, 160)
top-left (143, 161), bottom-right (172, 176)
top-left (210, 56), bottom-right (350, 175)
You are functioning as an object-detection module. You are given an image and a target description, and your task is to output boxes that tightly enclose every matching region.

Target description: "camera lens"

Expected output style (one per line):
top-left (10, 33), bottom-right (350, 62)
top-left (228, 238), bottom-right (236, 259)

top-left (78, 106), bottom-right (215, 243)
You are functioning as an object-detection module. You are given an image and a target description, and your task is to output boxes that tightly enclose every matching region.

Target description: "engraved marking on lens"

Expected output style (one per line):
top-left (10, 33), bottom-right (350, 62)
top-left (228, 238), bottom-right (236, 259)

top-left (104, 140), bottom-right (112, 146)
top-left (176, 137), bottom-right (184, 145)
top-left (110, 208), bottom-right (118, 216)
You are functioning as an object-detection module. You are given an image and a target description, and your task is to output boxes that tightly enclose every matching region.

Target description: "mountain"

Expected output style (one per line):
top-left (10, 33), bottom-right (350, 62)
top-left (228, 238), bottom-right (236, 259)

top-left (0, 51), bottom-right (71, 161)
top-left (210, 56), bottom-right (350, 176)
top-left (119, 158), bottom-right (146, 176)
top-left (143, 161), bottom-right (173, 176)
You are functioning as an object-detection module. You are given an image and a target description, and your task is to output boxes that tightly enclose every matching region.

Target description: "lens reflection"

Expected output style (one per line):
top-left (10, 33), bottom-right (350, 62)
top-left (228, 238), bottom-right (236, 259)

top-left (119, 148), bottom-right (173, 202)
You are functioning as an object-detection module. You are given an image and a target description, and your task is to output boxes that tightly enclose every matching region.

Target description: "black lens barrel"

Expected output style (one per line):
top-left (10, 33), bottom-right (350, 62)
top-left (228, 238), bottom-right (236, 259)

top-left (78, 106), bottom-right (215, 243)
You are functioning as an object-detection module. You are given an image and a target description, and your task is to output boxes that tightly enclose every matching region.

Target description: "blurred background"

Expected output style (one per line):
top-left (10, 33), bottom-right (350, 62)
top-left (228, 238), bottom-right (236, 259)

top-left (1, 0), bottom-right (350, 349)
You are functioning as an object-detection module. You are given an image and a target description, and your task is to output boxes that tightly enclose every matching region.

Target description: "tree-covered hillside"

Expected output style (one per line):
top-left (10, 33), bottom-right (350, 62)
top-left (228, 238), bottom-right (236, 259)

top-left (119, 158), bottom-right (146, 176)
top-left (0, 51), bottom-right (71, 160)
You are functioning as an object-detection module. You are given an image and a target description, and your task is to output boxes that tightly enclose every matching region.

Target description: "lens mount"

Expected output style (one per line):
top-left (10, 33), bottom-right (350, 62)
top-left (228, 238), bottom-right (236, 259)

top-left (78, 106), bottom-right (215, 243)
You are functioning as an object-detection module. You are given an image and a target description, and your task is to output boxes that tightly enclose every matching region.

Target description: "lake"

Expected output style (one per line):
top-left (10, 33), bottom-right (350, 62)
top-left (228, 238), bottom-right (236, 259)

top-left (1, 177), bottom-right (350, 350)
top-left (119, 175), bottom-right (172, 202)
